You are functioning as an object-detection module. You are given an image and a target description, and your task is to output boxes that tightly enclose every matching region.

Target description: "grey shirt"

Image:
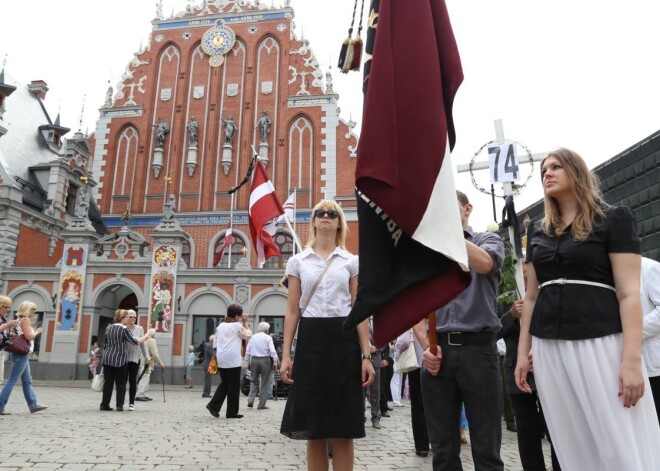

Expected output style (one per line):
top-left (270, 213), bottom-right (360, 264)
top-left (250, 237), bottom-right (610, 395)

top-left (126, 325), bottom-right (145, 363)
top-left (435, 226), bottom-right (505, 333)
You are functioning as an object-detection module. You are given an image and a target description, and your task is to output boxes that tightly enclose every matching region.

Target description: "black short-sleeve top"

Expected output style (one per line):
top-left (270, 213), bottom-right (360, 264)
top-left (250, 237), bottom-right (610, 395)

top-left (526, 206), bottom-right (640, 340)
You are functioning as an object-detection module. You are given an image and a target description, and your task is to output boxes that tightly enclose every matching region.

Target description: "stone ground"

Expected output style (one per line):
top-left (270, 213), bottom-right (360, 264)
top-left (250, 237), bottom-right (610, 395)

top-left (0, 380), bottom-right (553, 470)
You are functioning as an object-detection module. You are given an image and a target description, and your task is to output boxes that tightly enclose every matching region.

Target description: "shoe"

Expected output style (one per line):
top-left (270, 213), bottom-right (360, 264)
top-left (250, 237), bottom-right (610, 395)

top-left (247, 402), bottom-right (254, 408)
top-left (381, 411), bottom-right (391, 417)
top-left (227, 414), bottom-right (244, 419)
top-left (30, 405), bottom-right (48, 413)
top-left (257, 406), bottom-right (269, 410)
top-left (506, 424), bottom-right (517, 432)
top-left (206, 404), bottom-right (219, 418)
top-left (128, 404), bottom-right (135, 411)
top-left (387, 406), bottom-right (393, 411)
top-left (135, 397), bottom-right (149, 402)
top-left (372, 421), bottom-right (382, 429)
top-left (0, 410), bottom-right (10, 415)
top-left (416, 450), bottom-right (429, 457)
top-left (116, 406), bottom-right (124, 412)
top-left (201, 394), bottom-right (211, 398)
top-left (145, 397), bottom-right (153, 401)
top-left (99, 405), bottom-right (113, 411)
top-left (393, 402), bottom-right (404, 407)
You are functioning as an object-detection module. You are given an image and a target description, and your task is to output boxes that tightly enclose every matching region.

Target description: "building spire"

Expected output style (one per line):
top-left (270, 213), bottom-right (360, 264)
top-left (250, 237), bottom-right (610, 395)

top-left (78, 94), bottom-right (86, 132)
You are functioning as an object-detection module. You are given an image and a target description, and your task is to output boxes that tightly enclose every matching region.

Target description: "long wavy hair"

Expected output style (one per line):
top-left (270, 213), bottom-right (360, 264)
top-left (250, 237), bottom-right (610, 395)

top-left (305, 199), bottom-right (348, 250)
top-left (541, 148), bottom-right (605, 240)
top-left (16, 301), bottom-right (37, 318)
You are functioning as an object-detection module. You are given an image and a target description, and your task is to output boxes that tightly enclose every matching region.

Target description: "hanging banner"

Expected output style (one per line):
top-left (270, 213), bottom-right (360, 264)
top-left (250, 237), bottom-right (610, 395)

top-left (57, 244), bottom-right (89, 331)
top-left (148, 244), bottom-right (179, 334)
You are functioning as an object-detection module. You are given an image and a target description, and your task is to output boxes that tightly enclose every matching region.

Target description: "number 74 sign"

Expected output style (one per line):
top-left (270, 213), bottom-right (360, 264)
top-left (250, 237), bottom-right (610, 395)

top-left (488, 141), bottom-right (520, 184)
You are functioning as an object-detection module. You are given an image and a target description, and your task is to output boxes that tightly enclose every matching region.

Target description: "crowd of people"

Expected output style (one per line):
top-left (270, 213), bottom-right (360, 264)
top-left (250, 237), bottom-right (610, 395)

top-left (1, 148), bottom-right (660, 471)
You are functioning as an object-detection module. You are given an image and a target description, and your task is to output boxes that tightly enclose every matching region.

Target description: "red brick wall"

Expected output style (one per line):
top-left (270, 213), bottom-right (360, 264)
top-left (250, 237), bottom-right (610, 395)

top-left (15, 225), bottom-right (64, 266)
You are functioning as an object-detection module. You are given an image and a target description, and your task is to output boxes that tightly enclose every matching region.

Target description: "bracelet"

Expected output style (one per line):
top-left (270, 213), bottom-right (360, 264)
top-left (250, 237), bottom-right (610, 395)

top-left (362, 354), bottom-right (373, 361)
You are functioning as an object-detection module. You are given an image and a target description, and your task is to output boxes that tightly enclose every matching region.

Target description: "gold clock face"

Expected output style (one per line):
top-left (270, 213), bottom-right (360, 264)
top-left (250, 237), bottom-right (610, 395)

top-left (212, 35), bottom-right (224, 47)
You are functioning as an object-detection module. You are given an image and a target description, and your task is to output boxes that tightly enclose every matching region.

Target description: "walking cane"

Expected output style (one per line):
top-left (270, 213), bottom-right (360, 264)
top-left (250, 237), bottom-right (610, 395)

top-left (428, 312), bottom-right (439, 376)
top-left (161, 366), bottom-right (166, 402)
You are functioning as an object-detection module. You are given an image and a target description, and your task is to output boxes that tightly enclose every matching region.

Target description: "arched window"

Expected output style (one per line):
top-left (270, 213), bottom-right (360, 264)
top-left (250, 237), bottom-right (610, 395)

top-left (264, 232), bottom-right (294, 269)
top-left (181, 240), bottom-right (191, 267)
top-left (212, 234), bottom-right (246, 268)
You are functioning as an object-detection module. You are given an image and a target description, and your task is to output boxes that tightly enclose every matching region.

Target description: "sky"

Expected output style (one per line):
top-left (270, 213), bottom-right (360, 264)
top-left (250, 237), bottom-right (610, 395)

top-left (1, 0), bottom-right (659, 230)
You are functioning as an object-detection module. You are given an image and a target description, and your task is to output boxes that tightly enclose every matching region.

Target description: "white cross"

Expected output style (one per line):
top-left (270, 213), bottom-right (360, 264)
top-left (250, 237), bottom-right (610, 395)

top-left (457, 119), bottom-right (547, 298)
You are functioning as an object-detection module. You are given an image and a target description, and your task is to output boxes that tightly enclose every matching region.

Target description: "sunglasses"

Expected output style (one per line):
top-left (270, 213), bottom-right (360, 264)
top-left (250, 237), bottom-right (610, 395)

top-left (314, 209), bottom-right (339, 219)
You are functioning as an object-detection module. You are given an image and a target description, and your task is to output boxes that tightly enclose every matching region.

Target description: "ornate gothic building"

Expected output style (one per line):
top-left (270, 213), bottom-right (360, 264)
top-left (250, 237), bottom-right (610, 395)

top-left (0, 1), bottom-right (358, 380)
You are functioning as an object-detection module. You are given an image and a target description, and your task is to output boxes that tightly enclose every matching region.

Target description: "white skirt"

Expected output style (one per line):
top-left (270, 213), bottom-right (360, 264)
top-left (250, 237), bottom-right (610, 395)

top-left (532, 334), bottom-right (660, 471)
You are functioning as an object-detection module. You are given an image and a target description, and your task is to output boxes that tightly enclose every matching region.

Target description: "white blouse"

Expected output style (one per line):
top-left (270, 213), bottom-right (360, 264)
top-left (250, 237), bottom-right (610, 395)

top-left (286, 247), bottom-right (358, 318)
top-left (215, 321), bottom-right (251, 369)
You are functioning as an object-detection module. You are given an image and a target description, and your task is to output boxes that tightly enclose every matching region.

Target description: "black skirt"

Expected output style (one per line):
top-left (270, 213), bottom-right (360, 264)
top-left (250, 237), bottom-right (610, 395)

top-left (280, 317), bottom-right (365, 440)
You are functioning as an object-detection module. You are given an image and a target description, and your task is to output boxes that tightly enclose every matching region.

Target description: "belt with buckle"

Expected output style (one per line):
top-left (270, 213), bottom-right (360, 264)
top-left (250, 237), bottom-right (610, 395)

top-left (538, 278), bottom-right (615, 292)
top-left (436, 332), bottom-right (496, 346)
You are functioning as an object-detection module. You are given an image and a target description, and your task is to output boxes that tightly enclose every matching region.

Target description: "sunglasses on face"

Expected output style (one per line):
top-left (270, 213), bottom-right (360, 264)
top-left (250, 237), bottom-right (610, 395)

top-left (314, 209), bottom-right (339, 219)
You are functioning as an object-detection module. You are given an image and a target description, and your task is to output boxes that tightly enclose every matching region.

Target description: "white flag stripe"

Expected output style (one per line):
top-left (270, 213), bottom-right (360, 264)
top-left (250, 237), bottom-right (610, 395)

top-left (412, 137), bottom-right (469, 271)
top-left (277, 192), bottom-right (296, 223)
top-left (249, 181), bottom-right (277, 215)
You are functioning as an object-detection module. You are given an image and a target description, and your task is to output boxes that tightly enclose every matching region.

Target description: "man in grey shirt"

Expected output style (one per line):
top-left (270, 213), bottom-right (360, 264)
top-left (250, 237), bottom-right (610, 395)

top-left (421, 191), bottom-right (505, 471)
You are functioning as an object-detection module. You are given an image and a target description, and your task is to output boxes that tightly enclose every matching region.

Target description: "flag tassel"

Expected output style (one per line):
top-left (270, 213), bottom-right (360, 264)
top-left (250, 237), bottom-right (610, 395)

top-left (350, 36), bottom-right (363, 71)
top-left (337, 35), bottom-right (350, 70)
top-left (342, 39), bottom-right (355, 74)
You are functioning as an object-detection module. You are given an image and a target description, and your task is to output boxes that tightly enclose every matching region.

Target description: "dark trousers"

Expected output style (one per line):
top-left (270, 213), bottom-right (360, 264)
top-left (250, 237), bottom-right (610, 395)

top-left (380, 361), bottom-right (393, 412)
top-left (203, 372), bottom-right (213, 397)
top-left (126, 361), bottom-right (139, 404)
top-left (408, 368), bottom-right (430, 453)
top-left (422, 341), bottom-right (504, 471)
top-left (650, 375), bottom-right (660, 427)
top-left (499, 355), bottom-right (516, 427)
top-left (208, 366), bottom-right (241, 417)
top-left (510, 393), bottom-right (560, 471)
top-left (101, 364), bottom-right (128, 408)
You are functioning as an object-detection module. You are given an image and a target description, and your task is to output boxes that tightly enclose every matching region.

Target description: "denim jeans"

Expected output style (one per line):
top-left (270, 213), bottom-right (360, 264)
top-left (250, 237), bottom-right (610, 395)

top-left (421, 341), bottom-right (504, 471)
top-left (0, 352), bottom-right (38, 411)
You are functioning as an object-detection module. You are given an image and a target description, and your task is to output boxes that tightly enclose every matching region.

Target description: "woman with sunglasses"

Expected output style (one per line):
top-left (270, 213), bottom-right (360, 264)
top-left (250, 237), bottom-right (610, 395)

top-left (0, 301), bottom-right (47, 414)
top-left (280, 200), bottom-right (376, 470)
top-left (100, 309), bottom-right (150, 411)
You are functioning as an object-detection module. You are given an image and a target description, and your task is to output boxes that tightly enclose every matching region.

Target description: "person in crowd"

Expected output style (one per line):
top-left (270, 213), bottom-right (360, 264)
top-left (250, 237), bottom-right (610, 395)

top-left (135, 329), bottom-right (164, 402)
top-left (390, 340), bottom-right (404, 408)
top-left (641, 256), bottom-right (660, 424)
top-left (88, 341), bottom-right (101, 378)
top-left (124, 309), bottom-right (146, 411)
top-left (367, 321), bottom-right (383, 429)
top-left (422, 190), bottom-right (505, 471)
top-left (246, 321), bottom-right (278, 409)
top-left (0, 300), bottom-right (47, 414)
top-left (500, 254), bottom-right (560, 470)
top-left (280, 199), bottom-right (375, 470)
top-left (0, 296), bottom-right (19, 385)
top-left (379, 343), bottom-right (394, 417)
top-left (496, 337), bottom-right (516, 432)
top-left (515, 148), bottom-right (660, 469)
top-left (100, 309), bottom-right (149, 412)
top-left (397, 326), bottom-right (429, 457)
top-left (206, 304), bottom-right (251, 419)
top-left (185, 345), bottom-right (196, 389)
top-left (201, 334), bottom-right (216, 398)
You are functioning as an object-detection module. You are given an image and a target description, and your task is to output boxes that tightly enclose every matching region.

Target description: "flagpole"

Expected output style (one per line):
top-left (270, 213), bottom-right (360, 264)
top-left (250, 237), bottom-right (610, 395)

top-left (228, 193), bottom-right (234, 269)
top-left (283, 213), bottom-right (303, 253)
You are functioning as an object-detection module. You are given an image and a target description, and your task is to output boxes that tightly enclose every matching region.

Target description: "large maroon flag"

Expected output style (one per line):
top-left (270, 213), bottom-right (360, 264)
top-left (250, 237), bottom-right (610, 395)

top-left (345, 0), bottom-right (471, 346)
top-left (249, 162), bottom-right (284, 268)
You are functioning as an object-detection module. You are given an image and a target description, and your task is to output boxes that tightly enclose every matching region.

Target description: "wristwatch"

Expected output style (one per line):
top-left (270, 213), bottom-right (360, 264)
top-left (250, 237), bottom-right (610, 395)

top-left (362, 354), bottom-right (373, 361)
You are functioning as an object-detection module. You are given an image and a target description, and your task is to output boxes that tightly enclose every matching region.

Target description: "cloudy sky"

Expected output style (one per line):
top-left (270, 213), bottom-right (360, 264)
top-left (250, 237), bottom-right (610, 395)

top-left (2, 0), bottom-right (659, 229)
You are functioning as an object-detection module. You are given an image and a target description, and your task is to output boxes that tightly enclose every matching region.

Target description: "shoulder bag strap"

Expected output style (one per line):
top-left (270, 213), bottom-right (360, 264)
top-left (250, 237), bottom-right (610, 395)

top-left (300, 254), bottom-right (338, 315)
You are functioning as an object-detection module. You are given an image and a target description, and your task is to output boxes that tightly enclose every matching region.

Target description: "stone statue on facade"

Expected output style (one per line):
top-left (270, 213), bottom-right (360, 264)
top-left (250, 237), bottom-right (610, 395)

top-left (153, 118), bottom-right (169, 148)
top-left (256, 111), bottom-right (271, 143)
top-left (222, 116), bottom-right (237, 145)
top-left (163, 194), bottom-right (176, 219)
top-left (74, 190), bottom-right (90, 219)
top-left (187, 117), bottom-right (198, 146)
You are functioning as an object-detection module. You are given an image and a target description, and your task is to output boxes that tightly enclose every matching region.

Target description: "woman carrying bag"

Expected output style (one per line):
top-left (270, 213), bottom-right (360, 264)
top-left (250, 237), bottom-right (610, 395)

top-left (0, 300), bottom-right (47, 415)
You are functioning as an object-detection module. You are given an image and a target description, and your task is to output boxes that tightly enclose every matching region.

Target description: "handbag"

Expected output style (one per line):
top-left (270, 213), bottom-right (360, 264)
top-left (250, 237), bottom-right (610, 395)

top-left (207, 356), bottom-right (218, 375)
top-left (395, 332), bottom-right (420, 373)
top-left (91, 368), bottom-right (105, 392)
top-left (4, 333), bottom-right (30, 355)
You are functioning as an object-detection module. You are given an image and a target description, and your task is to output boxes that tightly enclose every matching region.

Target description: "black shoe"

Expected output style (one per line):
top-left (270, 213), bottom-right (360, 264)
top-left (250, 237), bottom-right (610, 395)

top-left (135, 397), bottom-right (149, 402)
top-left (247, 402), bottom-right (254, 408)
top-left (201, 394), bottom-right (211, 398)
top-left (206, 404), bottom-right (219, 418)
top-left (506, 424), bottom-right (517, 432)
top-left (381, 411), bottom-right (391, 418)
top-left (99, 405), bottom-right (114, 411)
top-left (387, 406), bottom-right (393, 411)
top-left (416, 450), bottom-right (429, 457)
top-left (116, 406), bottom-right (124, 412)
top-left (227, 414), bottom-right (244, 419)
top-left (145, 397), bottom-right (153, 401)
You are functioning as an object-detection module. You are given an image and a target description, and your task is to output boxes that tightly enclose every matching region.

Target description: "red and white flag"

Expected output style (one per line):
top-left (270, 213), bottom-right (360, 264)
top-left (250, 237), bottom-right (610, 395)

top-left (213, 222), bottom-right (233, 267)
top-left (277, 191), bottom-right (296, 224)
top-left (249, 162), bottom-right (284, 267)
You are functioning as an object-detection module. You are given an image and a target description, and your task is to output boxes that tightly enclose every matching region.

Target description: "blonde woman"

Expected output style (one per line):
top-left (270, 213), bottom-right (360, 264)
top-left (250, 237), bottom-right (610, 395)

top-left (0, 295), bottom-right (19, 384)
top-left (280, 200), bottom-right (375, 470)
top-left (0, 300), bottom-right (47, 414)
top-left (100, 309), bottom-right (150, 411)
top-left (515, 148), bottom-right (660, 469)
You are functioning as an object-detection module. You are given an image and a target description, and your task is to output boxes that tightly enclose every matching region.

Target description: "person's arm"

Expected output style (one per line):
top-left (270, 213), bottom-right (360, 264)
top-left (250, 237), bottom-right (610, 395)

top-left (149, 341), bottom-right (164, 367)
top-left (514, 263), bottom-right (539, 394)
top-left (280, 275), bottom-right (302, 384)
top-left (20, 317), bottom-right (42, 341)
top-left (0, 318), bottom-right (18, 332)
top-left (611, 252), bottom-right (645, 408)
top-left (238, 313), bottom-right (252, 340)
top-left (353, 275), bottom-right (375, 387)
top-left (642, 260), bottom-right (660, 340)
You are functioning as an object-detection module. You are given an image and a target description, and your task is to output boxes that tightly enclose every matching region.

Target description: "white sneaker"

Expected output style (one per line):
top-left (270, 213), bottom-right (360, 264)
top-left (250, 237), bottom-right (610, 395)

top-left (128, 404), bottom-right (135, 411)
top-left (393, 401), bottom-right (404, 407)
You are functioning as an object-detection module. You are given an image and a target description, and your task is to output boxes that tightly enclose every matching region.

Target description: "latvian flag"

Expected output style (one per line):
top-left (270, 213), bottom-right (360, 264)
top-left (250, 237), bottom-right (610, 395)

top-left (277, 191), bottom-right (296, 224)
top-left (344, 0), bottom-right (471, 346)
top-left (249, 162), bottom-right (285, 268)
top-left (213, 222), bottom-right (233, 267)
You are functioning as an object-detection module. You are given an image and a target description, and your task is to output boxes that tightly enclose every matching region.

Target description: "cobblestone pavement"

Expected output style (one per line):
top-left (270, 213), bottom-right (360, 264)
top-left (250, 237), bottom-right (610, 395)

top-left (0, 381), bottom-right (552, 470)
